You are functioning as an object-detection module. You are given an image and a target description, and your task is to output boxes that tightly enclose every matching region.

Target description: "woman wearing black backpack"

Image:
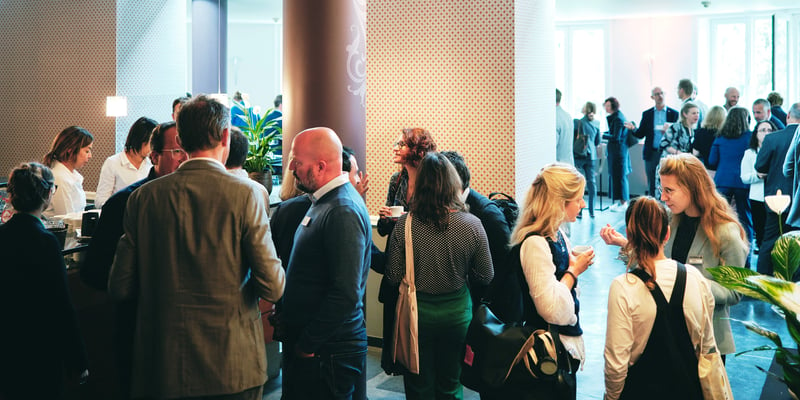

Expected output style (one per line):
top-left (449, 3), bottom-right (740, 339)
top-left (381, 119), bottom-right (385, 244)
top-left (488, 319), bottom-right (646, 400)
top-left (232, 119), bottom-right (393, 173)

top-left (604, 197), bottom-right (719, 399)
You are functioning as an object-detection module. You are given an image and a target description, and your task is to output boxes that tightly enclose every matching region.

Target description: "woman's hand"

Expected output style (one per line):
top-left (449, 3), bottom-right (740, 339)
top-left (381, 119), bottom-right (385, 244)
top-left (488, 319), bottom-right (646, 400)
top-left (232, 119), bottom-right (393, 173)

top-left (600, 224), bottom-right (628, 247)
top-left (569, 249), bottom-right (595, 275)
top-left (378, 205), bottom-right (392, 218)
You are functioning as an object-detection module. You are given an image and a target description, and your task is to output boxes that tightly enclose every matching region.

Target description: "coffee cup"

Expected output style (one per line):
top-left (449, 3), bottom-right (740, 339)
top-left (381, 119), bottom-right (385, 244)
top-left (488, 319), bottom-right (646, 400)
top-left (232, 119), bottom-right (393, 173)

top-left (389, 206), bottom-right (404, 218)
top-left (572, 245), bottom-right (592, 256)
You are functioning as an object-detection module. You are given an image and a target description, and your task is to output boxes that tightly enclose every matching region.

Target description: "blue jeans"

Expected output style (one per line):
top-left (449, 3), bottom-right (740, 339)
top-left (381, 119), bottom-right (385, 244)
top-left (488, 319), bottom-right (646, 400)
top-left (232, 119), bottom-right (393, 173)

top-left (282, 339), bottom-right (368, 400)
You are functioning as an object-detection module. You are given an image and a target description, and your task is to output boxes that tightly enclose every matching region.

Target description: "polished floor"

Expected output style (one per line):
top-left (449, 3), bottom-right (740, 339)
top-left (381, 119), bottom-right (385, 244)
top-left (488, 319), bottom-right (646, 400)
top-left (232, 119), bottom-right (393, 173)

top-left (264, 196), bottom-right (792, 400)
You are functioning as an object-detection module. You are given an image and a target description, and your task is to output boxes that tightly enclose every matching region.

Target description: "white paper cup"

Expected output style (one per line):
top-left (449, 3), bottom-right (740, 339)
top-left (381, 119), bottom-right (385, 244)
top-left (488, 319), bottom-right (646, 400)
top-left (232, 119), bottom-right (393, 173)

top-left (389, 206), bottom-right (404, 218)
top-left (572, 245), bottom-right (593, 256)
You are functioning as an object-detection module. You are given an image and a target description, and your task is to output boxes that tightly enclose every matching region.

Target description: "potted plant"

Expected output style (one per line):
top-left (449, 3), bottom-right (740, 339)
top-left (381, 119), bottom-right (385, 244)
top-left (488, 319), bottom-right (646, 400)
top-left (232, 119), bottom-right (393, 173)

top-left (234, 102), bottom-right (282, 194)
top-left (708, 190), bottom-right (800, 397)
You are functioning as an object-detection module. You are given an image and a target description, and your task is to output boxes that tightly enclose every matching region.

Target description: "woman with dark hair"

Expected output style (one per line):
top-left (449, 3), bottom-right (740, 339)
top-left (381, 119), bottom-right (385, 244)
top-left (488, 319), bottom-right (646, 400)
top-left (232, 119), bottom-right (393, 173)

top-left (604, 197), bottom-right (715, 400)
top-left (375, 127), bottom-right (437, 374)
top-left (43, 126), bottom-right (94, 216)
top-left (602, 154), bottom-right (748, 360)
top-left (377, 127), bottom-right (438, 235)
top-left (740, 120), bottom-right (777, 252)
top-left (661, 102), bottom-right (699, 157)
top-left (0, 162), bottom-right (88, 399)
top-left (709, 107), bottom-right (754, 244)
top-left (385, 152), bottom-right (493, 399)
top-left (95, 117), bottom-right (157, 208)
top-left (604, 97), bottom-right (631, 211)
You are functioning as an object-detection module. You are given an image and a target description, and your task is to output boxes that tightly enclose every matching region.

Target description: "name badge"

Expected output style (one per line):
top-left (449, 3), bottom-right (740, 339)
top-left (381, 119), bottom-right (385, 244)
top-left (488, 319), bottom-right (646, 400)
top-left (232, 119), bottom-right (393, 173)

top-left (688, 256), bottom-right (703, 266)
top-left (301, 216), bottom-right (311, 226)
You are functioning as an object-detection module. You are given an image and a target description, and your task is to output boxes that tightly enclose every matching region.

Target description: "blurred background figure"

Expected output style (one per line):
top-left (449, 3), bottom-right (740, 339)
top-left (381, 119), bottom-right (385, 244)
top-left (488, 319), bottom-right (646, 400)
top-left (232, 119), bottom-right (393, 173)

top-left (43, 126), bottom-right (94, 216)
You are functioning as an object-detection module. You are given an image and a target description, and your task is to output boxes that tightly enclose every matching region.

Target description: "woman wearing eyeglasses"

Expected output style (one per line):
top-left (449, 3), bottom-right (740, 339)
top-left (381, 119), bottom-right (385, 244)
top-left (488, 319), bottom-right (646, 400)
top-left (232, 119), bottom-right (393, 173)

top-left (740, 120), bottom-right (778, 252)
top-left (375, 127), bottom-right (437, 374)
top-left (94, 117), bottom-right (157, 208)
top-left (0, 162), bottom-right (88, 399)
top-left (43, 126), bottom-right (94, 216)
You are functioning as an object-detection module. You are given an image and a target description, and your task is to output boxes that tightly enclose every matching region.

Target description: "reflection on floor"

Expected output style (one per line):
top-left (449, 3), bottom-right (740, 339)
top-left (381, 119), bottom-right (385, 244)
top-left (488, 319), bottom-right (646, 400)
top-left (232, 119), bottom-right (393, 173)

top-left (264, 196), bottom-right (791, 400)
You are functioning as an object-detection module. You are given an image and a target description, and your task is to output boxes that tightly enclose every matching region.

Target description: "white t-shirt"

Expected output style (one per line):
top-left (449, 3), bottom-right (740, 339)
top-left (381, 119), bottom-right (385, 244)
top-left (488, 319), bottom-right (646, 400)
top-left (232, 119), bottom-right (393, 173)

top-left (45, 161), bottom-right (86, 217)
top-left (604, 259), bottom-right (716, 400)
top-left (95, 152), bottom-right (152, 208)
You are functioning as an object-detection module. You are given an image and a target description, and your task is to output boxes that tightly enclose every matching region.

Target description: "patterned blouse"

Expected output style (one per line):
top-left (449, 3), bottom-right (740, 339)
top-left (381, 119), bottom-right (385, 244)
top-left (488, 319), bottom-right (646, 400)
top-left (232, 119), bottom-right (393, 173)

top-left (377, 169), bottom-right (409, 237)
top-left (385, 212), bottom-right (494, 295)
top-left (660, 122), bottom-right (694, 157)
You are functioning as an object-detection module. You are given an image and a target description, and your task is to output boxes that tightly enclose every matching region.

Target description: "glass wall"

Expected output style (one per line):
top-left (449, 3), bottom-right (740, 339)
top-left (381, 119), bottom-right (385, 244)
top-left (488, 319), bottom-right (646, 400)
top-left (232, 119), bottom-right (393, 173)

top-left (555, 24), bottom-right (606, 127)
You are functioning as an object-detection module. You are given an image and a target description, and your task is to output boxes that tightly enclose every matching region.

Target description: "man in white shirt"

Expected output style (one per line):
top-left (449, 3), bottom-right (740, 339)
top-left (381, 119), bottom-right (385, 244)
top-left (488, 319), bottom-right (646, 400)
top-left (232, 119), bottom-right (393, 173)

top-left (556, 89), bottom-right (574, 165)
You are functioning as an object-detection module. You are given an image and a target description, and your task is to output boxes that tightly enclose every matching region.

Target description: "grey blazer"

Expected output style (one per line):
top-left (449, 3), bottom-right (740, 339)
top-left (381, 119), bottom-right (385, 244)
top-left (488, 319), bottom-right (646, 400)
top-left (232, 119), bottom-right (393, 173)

top-left (109, 159), bottom-right (286, 398)
top-left (664, 218), bottom-right (747, 355)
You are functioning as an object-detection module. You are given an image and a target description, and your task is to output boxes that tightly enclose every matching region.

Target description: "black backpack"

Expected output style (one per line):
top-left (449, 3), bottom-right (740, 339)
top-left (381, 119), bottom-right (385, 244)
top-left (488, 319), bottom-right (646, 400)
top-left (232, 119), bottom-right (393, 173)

top-left (573, 119), bottom-right (590, 158)
top-left (488, 192), bottom-right (519, 230)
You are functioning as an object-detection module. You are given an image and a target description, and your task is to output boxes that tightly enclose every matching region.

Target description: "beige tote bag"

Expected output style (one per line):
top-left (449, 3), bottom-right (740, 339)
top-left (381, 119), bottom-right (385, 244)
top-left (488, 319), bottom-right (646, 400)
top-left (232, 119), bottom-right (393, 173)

top-left (698, 348), bottom-right (733, 400)
top-left (392, 213), bottom-right (420, 374)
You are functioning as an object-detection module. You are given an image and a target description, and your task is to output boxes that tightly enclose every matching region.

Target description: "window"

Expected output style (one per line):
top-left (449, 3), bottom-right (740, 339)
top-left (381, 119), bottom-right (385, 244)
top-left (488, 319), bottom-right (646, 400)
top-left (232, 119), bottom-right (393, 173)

top-left (555, 25), bottom-right (606, 124)
top-left (708, 16), bottom-right (773, 112)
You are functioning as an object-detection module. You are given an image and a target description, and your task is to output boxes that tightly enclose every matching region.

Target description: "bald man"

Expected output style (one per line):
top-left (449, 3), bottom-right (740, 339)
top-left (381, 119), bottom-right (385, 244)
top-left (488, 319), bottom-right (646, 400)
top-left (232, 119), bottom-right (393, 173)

top-left (723, 87), bottom-right (739, 111)
top-left (281, 127), bottom-right (372, 400)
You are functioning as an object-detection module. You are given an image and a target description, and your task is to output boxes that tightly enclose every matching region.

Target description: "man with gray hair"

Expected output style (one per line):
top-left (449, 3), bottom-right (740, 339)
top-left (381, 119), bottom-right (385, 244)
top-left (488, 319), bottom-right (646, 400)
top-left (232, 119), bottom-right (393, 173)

top-left (753, 98), bottom-right (786, 130)
top-left (110, 95), bottom-right (285, 399)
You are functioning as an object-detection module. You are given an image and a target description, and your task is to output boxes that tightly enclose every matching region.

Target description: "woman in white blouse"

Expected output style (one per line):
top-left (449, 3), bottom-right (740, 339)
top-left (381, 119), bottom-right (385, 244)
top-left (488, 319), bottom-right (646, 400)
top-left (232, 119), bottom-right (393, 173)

top-left (484, 163), bottom-right (594, 399)
top-left (741, 120), bottom-right (777, 252)
top-left (604, 197), bottom-right (715, 400)
top-left (94, 117), bottom-right (156, 208)
top-left (43, 126), bottom-right (94, 216)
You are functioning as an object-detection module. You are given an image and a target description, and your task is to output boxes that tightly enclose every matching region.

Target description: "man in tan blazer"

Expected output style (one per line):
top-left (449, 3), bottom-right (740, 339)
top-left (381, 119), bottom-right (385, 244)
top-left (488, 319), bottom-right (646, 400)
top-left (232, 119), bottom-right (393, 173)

top-left (109, 95), bottom-right (285, 400)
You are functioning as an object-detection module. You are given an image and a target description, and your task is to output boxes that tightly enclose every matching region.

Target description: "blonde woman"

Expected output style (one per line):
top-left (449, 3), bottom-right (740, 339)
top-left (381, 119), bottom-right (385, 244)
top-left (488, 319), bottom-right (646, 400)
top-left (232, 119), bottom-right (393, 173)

top-left (483, 163), bottom-right (594, 399)
top-left (601, 154), bottom-right (748, 359)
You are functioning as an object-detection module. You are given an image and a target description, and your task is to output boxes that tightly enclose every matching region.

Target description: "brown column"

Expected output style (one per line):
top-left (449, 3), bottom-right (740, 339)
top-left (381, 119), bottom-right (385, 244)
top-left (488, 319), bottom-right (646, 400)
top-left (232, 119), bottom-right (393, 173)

top-left (283, 0), bottom-right (367, 169)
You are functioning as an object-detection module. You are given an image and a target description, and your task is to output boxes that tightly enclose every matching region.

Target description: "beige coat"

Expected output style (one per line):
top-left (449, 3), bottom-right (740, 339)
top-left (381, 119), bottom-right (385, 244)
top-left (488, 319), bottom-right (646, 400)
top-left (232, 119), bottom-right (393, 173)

top-left (109, 159), bottom-right (285, 398)
top-left (665, 218), bottom-right (747, 355)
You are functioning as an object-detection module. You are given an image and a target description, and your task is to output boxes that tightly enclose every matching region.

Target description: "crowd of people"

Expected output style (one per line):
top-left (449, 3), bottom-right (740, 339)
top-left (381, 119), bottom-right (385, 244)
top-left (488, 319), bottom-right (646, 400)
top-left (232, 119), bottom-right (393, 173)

top-left (1, 84), bottom-right (799, 400)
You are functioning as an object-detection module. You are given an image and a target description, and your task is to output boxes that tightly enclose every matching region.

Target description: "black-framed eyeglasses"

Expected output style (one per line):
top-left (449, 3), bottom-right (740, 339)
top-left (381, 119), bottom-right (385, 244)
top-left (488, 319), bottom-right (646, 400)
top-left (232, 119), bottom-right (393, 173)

top-left (393, 141), bottom-right (407, 148)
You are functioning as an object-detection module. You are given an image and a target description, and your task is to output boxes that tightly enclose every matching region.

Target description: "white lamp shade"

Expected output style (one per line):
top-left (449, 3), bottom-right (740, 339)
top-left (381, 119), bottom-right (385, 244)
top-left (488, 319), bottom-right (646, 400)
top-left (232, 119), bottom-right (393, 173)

top-left (106, 96), bottom-right (128, 117)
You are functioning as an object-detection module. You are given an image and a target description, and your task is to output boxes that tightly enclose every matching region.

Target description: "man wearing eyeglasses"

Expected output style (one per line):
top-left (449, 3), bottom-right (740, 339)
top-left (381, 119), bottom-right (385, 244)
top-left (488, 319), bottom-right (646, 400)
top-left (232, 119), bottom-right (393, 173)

top-left (80, 121), bottom-right (188, 398)
top-left (624, 87), bottom-right (679, 197)
top-left (109, 95), bottom-right (285, 400)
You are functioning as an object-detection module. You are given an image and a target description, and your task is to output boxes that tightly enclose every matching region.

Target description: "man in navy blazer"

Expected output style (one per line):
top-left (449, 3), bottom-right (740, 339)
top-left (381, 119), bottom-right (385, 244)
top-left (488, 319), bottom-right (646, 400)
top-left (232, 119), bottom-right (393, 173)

top-left (441, 151), bottom-right (511, 306)
top-left (626, 86), bottom-right (679, 196)
top-left (282, 127), bottom-right (372, 400)
top-left (757, 105), bottom-right (799, 274)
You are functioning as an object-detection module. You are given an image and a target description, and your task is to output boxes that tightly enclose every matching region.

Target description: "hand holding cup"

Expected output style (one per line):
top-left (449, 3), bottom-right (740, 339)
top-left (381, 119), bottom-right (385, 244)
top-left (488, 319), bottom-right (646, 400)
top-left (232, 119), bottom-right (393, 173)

top-left (570, 245), bottom-right (595, 274)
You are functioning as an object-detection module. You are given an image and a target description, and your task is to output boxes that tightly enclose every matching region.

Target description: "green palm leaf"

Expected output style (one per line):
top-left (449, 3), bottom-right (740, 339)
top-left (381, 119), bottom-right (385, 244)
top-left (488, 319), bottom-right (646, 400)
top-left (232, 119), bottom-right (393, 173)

top-left (708, 266), bottom-right (768, 301)
top-left (772, 231), bottom-right (800, 280)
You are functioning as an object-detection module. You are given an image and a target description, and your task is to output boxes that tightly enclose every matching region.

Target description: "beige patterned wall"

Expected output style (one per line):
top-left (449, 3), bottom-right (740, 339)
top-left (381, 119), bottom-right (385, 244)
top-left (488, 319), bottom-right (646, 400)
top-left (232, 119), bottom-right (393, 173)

top-left (0, 0), bottom-right (116, 189)
top-left (365, 0), bottom-right (517, 213)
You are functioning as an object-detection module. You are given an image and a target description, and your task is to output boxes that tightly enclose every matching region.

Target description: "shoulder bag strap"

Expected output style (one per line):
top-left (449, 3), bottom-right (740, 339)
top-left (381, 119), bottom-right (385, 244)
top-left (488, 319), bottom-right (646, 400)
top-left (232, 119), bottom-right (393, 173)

top-left (404, 213), bottom-right (415, 286)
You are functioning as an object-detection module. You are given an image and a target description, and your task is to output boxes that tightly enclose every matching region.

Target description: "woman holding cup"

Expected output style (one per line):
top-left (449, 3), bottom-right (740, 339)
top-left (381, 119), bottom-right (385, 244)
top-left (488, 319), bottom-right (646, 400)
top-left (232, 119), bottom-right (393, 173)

top-left (601, 153), bottom-right (748, 360)
top-left (483, 163), bottom-right (593, 399)
top-left (375, 127), bottom-right (437, 374)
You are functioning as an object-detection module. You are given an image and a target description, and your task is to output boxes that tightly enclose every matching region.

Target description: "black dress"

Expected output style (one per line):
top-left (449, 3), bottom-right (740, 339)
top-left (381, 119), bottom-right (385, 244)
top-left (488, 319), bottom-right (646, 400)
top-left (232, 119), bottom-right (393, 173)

top-left (0, 213), bottom-right (87, 399)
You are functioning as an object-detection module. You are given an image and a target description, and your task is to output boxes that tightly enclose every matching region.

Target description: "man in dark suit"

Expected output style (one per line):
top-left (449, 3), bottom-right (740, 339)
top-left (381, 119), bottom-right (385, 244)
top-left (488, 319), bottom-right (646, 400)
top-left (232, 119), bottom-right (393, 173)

top-left (109, 95), bottom-right (285, 399)
top-left (754, 98), bottom-right (786, 130)
top-left (441, 151), bottom-right (511, 306)
top-left (282, 127), bottom-right (372, 400)
top-left (625, 86), bottom-right (679, 196)
top-left (80, 122), bottom-right (187, 398)
top-left (760, 103), bottom-right (800, 274)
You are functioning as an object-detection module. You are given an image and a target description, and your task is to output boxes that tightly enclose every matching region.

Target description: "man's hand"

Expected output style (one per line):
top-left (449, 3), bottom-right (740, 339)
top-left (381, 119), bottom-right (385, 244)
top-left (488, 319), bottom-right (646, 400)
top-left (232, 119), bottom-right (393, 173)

top-left (354, 171), bottom-right (369, 196)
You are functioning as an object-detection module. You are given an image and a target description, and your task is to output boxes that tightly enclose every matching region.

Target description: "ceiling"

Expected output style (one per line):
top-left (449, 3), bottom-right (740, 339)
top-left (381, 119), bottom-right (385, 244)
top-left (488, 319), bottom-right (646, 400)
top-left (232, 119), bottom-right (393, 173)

top-left (224, 0), bottom-right (799, 23)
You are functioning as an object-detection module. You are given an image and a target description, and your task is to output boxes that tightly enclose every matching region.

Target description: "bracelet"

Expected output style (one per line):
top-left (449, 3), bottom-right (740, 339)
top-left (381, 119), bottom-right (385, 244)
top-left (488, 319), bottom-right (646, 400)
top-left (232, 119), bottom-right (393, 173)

top-left (564, 270), bottom-right (578, 288)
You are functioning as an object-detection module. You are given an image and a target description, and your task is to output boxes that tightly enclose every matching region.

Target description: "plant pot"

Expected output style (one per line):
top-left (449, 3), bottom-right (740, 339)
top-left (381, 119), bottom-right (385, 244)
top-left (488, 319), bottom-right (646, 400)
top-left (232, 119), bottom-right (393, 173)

top-left (248, 170), bottom-right (273, 195)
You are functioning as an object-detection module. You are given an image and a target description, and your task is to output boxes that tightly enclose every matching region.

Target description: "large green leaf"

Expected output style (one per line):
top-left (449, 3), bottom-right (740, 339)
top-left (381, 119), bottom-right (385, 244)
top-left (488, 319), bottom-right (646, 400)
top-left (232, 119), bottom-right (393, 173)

top-left (707, 266), bottom-right (768, 301)
top-left (233, 102), bottom-right (282, 173)
top-left (772, 231), bottom-right (800, 280)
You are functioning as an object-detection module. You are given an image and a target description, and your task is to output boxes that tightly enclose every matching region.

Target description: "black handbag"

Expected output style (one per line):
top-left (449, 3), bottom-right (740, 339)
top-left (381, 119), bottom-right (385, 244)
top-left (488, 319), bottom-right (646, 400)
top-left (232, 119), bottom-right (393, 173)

top-left (462, 303), bottom-right (574, 390)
